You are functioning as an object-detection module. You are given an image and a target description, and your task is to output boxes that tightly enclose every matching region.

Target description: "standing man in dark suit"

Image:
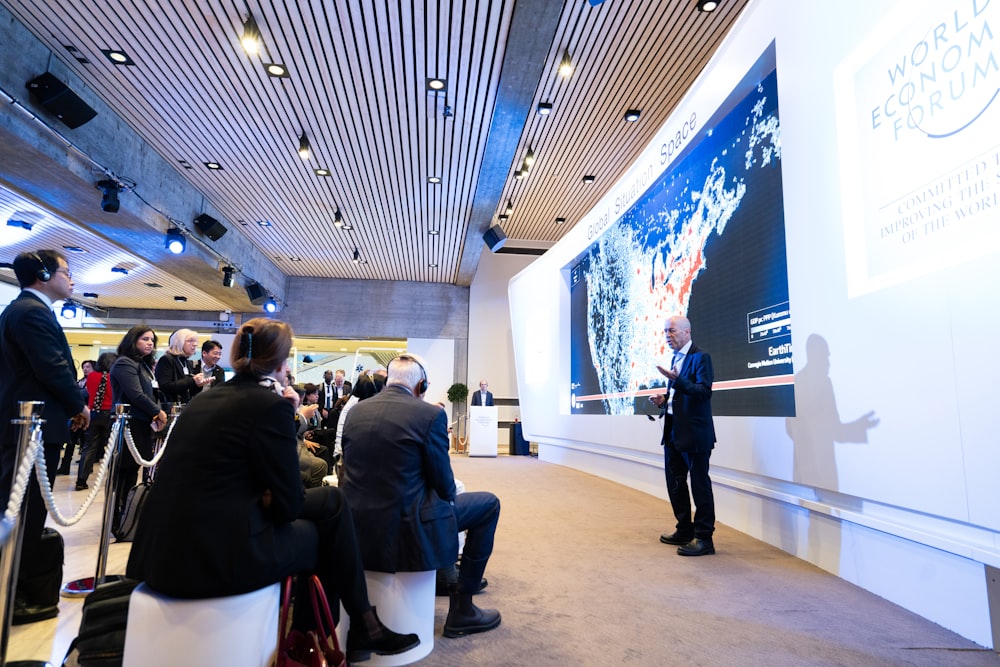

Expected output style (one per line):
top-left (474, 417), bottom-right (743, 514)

top-left (195, 339), bottom-right (226, 388)
top-left (341, 354), bottom-right (502, 638)
top-left (319, 369), bottom-right (352, 428)
top-left (651, 315), bottom-right (717, 557)
top-left (470, 380), bottom-right (494, 406)
top-left (0, 250), bottom-right (90, 623)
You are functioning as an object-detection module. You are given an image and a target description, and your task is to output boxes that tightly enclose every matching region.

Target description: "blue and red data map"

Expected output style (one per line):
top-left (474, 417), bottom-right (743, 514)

top-left (569, 43), bottom-right (794, 417)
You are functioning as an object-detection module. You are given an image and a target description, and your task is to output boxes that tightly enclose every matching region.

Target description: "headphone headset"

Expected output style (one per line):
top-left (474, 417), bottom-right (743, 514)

top-left (27, 252), bottom-right (52, 282)
top-left (395, 354), bottom-right (428, 394)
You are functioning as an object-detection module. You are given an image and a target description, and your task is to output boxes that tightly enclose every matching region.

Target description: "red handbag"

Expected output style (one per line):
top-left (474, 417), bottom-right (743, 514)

top-left (276, 575), bottom-right (346, 667)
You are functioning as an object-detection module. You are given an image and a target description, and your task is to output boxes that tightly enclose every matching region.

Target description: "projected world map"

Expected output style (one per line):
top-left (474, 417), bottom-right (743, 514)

top-left (570, 44), bottom-right (793, 417)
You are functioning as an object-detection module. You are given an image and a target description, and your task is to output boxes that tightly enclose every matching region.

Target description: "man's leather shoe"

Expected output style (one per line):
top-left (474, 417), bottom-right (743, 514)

top-left (677, 538), bottom-right (715, 556)
top-left (659, 531), bottom-right (693, 545)
top-left (12, 596), bottom-right (58, 625)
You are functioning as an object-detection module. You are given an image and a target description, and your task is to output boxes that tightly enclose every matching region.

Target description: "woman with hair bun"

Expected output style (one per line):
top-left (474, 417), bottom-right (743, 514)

top-left (126, 318), bottom-right (419, 663)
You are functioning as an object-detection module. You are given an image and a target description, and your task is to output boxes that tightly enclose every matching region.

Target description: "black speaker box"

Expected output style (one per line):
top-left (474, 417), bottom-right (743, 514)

top-left (194, 214), bottom-right (228, 241)
top-left (245, 282), bottom-right (268, 304)
top-left (25, 73), bottom-right (98, 129)
top-left (483, 224), bottom-right (508, 252)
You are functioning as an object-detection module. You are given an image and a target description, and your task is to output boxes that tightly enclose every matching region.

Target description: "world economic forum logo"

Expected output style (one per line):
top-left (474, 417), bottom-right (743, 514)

top-left (871, 0), bottom-right (997, 140)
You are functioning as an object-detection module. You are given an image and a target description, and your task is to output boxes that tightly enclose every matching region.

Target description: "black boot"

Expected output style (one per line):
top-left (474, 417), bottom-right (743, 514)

top-left (443, 588), bottom-right (501, 638)
top-left (346, 606), bottom-right (420, 663)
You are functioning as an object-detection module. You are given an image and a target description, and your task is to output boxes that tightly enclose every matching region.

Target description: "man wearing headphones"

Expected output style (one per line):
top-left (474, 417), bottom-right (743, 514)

top-left (341, 354), bottom-right (502, 638)
top-left (0, 250), bottom-right (90, 624)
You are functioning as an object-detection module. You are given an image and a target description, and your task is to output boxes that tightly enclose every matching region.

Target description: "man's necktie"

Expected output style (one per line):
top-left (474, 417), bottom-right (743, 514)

top-left (326, 384), bottom-right (332, 409)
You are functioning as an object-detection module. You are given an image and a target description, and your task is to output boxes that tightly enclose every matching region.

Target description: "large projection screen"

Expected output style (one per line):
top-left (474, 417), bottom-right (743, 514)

top-left (510, 0), bottom-right (1000, 533)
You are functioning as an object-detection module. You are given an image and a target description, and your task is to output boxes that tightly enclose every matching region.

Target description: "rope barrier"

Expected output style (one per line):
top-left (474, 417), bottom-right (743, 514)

top-left (1, 421), bottom-right (41, 529)
top-left (35, 420), bottom-right (121, 527)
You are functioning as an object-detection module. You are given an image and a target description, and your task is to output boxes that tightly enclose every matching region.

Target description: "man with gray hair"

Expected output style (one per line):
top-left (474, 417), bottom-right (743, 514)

top-left (341, 354), bottom-right (502, 637)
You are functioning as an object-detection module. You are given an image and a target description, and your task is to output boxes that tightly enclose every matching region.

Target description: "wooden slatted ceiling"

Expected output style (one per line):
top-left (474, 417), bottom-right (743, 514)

top-left (0, 0), bottom-right (748, 306)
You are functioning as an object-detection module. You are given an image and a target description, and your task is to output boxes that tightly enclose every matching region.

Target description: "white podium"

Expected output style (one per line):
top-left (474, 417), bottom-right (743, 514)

top-left (468, 406), bottom-right (498, 457)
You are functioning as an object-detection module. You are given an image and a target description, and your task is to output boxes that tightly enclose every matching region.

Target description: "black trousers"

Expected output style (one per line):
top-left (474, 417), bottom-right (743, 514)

top-left (77, 411), bottom-right (111, 486)
top-left (663, 441), bottom-right (716, 540)
top-left (286, 486), bottom-right (371, 630)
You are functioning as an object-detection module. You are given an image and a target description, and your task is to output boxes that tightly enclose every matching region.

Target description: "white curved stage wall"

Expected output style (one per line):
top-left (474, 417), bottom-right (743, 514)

top-left (510, 0), bottom-right (1000, 648)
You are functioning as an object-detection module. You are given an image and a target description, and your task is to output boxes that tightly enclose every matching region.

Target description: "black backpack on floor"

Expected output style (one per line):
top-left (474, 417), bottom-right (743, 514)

top-left (62, 578), bottom-right (141, 667)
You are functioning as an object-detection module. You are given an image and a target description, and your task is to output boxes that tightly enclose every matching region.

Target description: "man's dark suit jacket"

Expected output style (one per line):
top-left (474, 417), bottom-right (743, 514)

top-left (0, 291), bottom-right (84, 477)
top-left (341, 384), bottom-right (458, 573)
top-left (319, 381), bottom-right (352, 409)
top-left (194, 361), bottom-right (226, 388)
top-left (126, 376), bottom-right (305, 598)
top-left (663, 343), bottom-right (716, 453)
top-left (471, 390), bottom-right (494, 406)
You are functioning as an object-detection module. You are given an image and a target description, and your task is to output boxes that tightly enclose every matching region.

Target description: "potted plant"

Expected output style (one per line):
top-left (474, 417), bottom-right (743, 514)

top-left (446, 383), bottom-right (470, 452)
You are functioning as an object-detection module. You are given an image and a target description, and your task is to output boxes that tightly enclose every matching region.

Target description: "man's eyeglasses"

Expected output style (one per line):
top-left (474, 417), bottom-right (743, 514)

top-left (54, 268), bottom-right (73, 279)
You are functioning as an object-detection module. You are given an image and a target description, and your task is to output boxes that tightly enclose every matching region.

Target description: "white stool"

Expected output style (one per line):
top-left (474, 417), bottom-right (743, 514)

top-left (337, 570), bottom-right (435, 666)
top-left (122, 581), bottom-right (280, 667)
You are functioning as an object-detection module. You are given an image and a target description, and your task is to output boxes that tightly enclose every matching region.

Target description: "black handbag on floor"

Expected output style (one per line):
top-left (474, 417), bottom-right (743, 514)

top-left (113, 482), bottom-right (151, 542)
top-left (62, 577), bottom-right (141, 667)
top-left (18, 527), bottom-right (64, 606)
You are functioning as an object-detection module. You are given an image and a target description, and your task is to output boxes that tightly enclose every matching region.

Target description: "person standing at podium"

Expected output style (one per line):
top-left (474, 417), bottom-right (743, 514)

top-left (470, 380), bottom-right (494, 406)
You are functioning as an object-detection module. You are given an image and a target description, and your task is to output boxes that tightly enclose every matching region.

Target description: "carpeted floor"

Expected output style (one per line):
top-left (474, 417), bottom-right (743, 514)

top-left (422, 455), bottom-right (1000, 666)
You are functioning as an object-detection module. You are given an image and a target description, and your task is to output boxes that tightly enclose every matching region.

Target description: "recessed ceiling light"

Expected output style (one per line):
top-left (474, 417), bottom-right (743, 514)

top-left (624, 109), bottom-right (641, 122)
top-left (204, 161), bottom-right (223, 170)
top-left (342, 223), bottom-right (354, 231)
top-left (144, 282), bottom-right (162, 288)
top-left (265, 63), bottom-right (289, 77)
top-left (696, 0), bottom-right (719, 12)
top-left (257, 220), bottom-right (272, 227)
top-left (178, 159), bottom-right (193, 169)
top-left (82, 292), bottom-right (99, 298)
top-left (429, 262), bottom-right (438, 268)
top-left (101, 49), bottom-right (135, 66)
top-left (426, 77), bottom-right (446, 91)
top-left (428, 176), bottom-right (441, 184)
top-left (537, 102), bottom-right (553, 115)
top-left (63, 246), bottom-right (87, 253)
top-left (498, 214), bottom-right (509, 221)
top-left (314, 168), bottom-right (331, 177)
top-left (558, 51), bottom-right (574, 77)
top-left (111, 266), bottom-right (129, 275)
top-left (290, 257), bottom-right (302, 262)
top-left (7, 219), bottom-right (32, 230)
top-left (174, 296), bottom-right (188, 302)
top-left (582, 174), bottom-right (596, 184)
top-left (555, 217), bottom-right (566, 225)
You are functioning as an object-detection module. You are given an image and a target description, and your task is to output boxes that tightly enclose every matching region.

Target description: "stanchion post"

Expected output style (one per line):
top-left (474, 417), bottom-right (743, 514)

top-left (94, 405), bottom-right (129, 586)
top-left (0, 401), bottom-right (46, 667)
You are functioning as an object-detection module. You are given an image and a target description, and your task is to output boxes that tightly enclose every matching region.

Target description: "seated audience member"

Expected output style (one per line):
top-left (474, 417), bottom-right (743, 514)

top-left (126, 318), bottom-right (419, 662)
top-left (296, 384), bottom-right (330, 487)
top-left (333, 374), bottom-right (378, 459)
top-left (341, 354), bottom-right (502, 638)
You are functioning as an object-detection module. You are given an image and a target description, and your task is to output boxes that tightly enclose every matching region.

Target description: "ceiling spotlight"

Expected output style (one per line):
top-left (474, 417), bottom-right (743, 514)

top-left (352, 247), bottom-right (361, 264)
top-left (426, 77), bottom-right (446, 92)
top-left (298, 132), bottom-right (311, 160)
top-left (241, 14), bottom-right (261, 54)
top-left (555, 217), bottom-right (566, 225)
top-left (101, 49), bottom-right (135, 66)
top-left (96, 179), bottom-right (121, 212)
top-left (265, 63), bottom-right (289, 78)
top-left (537, 102), bottom-right (553, 116)
top-left (263, 297), bottom-right (278, 313)
top-left (582, 174), bottom-right (596, 184)
top-left (558, 50), bottom-right (574, 77)
top-left (505, 199), bottom-right (513, 215)
top-left (302, 355), bottom-right (314, 364)
top-left (6, 219), bottom-right (32, 230)
top-left (60, 301), bottom-right (78, 319)
top-left (524, 149), bottom-right (535, 167)
top-left (624, 109), bottom-right (641, 122)
top-left (164, 227), bottom-right (186, 254)
top-left (334, 209), bottom-right (344, 228)
top-left (696, 0), bottom-right (720, 12)
top-left (222, 265), bottom-right (236, 288)
top-left (515, 169), bottom-right (524, 180)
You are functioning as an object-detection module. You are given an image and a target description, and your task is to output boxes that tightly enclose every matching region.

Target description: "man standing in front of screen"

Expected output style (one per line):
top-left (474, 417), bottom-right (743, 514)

top-left (650, 315), bottom-right (717, 557)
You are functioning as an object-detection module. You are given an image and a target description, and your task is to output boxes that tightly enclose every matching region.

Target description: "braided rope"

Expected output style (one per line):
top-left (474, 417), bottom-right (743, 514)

top-left (122, 413), bottom-right (177, 468)
top-left (2, 422), bottom-right (42, 526)
top-left (37, 419), bottom-right (122, 527)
